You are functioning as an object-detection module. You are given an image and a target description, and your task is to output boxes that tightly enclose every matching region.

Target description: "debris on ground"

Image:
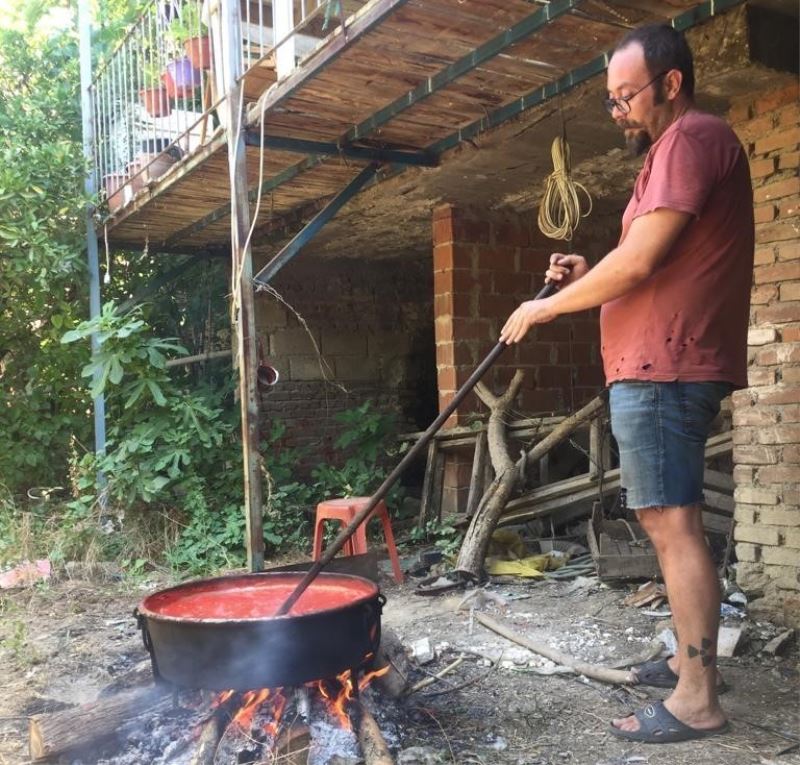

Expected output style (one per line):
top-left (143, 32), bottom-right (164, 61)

top-left (0, 559), bottom-right (51, 589)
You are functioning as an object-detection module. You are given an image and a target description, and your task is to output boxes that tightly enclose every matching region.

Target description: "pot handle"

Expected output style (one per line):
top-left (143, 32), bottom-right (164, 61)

top-left (363, 594), bottom-right (386, 654)
top-left (133, 607), bottom-right (163, 683)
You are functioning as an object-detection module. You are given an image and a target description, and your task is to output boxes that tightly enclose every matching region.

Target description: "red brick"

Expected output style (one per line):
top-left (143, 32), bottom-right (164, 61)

top-left (433, 243), bottom-right (455, 272)
top-left (436, 343), bottom-right (455, 367)
top-left (433, 203), bottom-right (454, 222)
top-left (783, 404), bottom-right (800, 422)
top-left (784, 445), bottom-right (800, 464)
top-left (756, 348), bottom-right (779, 365)
top-left (754, 245), bottom-right (776, 266)
top-left (454, 340), bottom-right (477, 366)
top-left (735, 114), bottom-right (774, 144)
top-left (754, 203), bottom-right (777, 223)
top-left (520, 388), bottom-right (561, 414)
top-left (781, 324), bottom-right (800, 342)
top-left (756, 424), bottom-right (800, 444)
top-left (748, 367), bottom-right (778, 386)
top-left (728, 99), bottom-right (751, 124)
top-left (534, 323), bottom-right (571, 342)
top-left (453, 217), bottom-right (491, 245)
top-left (570, 342), bottom-right (596, 365)
top-left (755, 302), bottom-right (800, 324)
top-left (781, 282), bottom-right (800, 302)
top-left (751, 284), bottom-right (778, 305)
top-left (734, 445), bottom-right (780, 464)
top-left (778, 151), bottom-right (799, 171)
top-left (753, 83), bottom-right (799, 116)
top-left (433, 215), bottom-right (454, 245)
top-left (434, 292), bottom-right (452, 318)
top-left (783, 366), bottom-right (800, 384)
top-left (778, 241), bottom-right (800, 261)
top-left (754, 127), bottom-right (800, 156)
top-left (435, 315), bottom-right (453, 344)
top-left (758, 466), bottom-right (800, 483)
top-left (776, 100), bottom-right (800, 127)
top-left (733, 407), bottom-right (780, 427)
top-left (749, 157), bottom-right (776, 179)
top-left (733, 428), bottom-right (752, 445)
top-left (779, 198), bottom-right (799, 219)
top-left (754, 261), bottom-right (800, 285)
top-left (757, 386), bottom-right (800, 405)
top-left (753, 176), bottom-right (800, 204)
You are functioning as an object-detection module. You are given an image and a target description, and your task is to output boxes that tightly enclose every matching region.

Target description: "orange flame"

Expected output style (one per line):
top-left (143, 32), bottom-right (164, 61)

top-left (233, 688), bottom-right (271, 729)
top-left (358, 664), bottom-right (390, 691)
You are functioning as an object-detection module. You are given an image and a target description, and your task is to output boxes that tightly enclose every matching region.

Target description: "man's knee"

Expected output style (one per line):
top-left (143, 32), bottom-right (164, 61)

top-left (635, 505), bottom-right (704, 548)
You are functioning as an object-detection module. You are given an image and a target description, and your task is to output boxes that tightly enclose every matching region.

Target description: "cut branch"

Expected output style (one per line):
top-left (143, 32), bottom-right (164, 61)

top-left (475, 611), bottom-right (634, 685)
top-left (356, 702), bottom-right (394, 765)
top-left (29, 686), bottom-right (169, 762)
top-left (455, 391), bottom-right (607, 581)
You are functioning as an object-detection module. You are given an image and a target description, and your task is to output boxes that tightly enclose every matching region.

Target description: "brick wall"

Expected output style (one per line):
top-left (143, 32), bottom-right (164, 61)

top-left (432, 203), bottom-right (618, 512)
top-left (254, 256), bottom-right (435, 469)
top-left (728, 81), bottom-right (800, 624)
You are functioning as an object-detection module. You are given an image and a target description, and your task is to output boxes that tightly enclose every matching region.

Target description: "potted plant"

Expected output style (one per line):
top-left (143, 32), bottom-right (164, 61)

top-left (162, 56), bottom-right (201, 99)
top-left (103, 171), bottom-right (130, 213)
top-left (139, 59), bottom-right (172, 118)
top-left (168, 2), bottom-right (211, 70)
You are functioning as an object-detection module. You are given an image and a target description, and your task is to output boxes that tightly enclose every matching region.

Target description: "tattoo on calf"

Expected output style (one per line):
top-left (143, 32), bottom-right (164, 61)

top-left (687, 638), bottom-right (715, 667)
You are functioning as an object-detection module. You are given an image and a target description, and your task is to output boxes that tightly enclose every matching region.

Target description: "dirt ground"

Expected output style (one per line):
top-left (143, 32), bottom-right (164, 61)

top-left (1, 563), bottom-right (798, 765)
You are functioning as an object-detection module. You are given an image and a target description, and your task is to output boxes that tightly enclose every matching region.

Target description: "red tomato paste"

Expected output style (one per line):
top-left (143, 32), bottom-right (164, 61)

top-left (141, 574), bottom-right (377, 620)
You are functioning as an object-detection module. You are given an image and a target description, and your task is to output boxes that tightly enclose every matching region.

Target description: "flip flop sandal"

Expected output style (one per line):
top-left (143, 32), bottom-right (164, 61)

top-left (414, 574), bottom-right (466, 596)
top-left (609, 701), bottom-right (730, 744)
top-left (632, 657), bottom-right (729, 693)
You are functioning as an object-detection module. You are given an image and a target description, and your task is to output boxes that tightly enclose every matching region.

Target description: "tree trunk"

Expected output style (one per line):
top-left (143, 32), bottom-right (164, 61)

top-left (456, 391), bottom-right (608, 580)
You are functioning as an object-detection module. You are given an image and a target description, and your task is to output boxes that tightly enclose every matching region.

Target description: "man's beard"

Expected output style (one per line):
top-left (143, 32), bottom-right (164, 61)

top-left (620, 121), bottom-right (652, 157)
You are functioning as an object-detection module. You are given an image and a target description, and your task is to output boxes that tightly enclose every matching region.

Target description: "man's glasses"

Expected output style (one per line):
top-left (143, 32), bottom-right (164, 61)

top-left (603, 71), bottom-right (668, 115)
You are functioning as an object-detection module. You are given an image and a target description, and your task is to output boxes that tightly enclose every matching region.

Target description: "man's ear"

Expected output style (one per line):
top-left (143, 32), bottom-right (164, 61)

top-left (664, 69), bottom-right (683, 101)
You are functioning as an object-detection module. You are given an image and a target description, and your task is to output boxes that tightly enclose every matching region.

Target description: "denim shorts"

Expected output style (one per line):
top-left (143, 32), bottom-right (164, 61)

top-left (609, 381), bottom-right (731, 510)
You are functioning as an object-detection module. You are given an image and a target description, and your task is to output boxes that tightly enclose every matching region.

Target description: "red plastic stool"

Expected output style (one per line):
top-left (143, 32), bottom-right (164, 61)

top-left (312, 497), bottom-right (404, 584)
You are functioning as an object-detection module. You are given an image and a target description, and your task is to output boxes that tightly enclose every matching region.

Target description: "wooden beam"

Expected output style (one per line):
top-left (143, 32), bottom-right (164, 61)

top-left (223, 0), bottom-right (264, 572)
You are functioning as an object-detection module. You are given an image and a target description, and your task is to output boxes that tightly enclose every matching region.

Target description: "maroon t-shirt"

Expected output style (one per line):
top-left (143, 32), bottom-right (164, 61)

top-left (600, 111), bottom-right (754, 387)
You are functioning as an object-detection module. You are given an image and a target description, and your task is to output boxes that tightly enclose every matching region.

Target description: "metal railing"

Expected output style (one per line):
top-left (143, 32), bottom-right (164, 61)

top-left (91, 0), bottom-right (367, 217)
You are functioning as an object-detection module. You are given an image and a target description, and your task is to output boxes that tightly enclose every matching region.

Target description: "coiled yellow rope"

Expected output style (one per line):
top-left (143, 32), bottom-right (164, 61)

top-left (537, 135), bottom-right (593, 242)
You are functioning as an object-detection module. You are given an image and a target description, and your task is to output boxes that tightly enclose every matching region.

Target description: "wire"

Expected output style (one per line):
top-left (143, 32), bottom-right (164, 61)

top-left (537, 135), bottom-right (593, 242)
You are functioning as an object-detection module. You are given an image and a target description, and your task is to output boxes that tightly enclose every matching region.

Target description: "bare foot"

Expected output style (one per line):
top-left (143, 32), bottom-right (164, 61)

top-left (612, 693), bottom-right (727, 733)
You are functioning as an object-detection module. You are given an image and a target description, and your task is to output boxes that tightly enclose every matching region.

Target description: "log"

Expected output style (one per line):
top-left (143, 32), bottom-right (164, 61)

top-left (271, 722), bottom-right (311, 765)
top-left (475, 612), bottom-right (634, 685)
top-left (356, 702), bottom-right (394, 765)
top-left (29, 685), bottom-right (169, 762)
top-left (455, 391), bottom-right (607, 580)
top-left (192, 713), bottom-right (222, 765)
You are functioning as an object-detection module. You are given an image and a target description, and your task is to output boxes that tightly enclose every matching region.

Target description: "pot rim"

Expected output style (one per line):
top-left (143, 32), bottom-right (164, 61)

top-left (137, 571), bottom-right (381, 625)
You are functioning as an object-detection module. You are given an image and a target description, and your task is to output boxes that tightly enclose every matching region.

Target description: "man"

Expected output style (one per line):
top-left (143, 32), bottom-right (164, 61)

top-left (499, 24), bottom-right (754, 744)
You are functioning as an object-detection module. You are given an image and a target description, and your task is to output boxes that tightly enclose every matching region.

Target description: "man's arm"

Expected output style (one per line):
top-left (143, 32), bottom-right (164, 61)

top-left (500, 207), bottom-right (693, 343)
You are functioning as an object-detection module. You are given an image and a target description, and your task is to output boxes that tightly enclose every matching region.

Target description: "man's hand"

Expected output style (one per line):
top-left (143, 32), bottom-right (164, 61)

top-left (546, 253), bottom-right (588, 287)
top-left (499, 297), bottom-right (558, 344)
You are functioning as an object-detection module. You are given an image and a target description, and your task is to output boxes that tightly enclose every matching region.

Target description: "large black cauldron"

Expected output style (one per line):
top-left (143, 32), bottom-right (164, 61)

top-left (135, 572), bottom-right (384, 690)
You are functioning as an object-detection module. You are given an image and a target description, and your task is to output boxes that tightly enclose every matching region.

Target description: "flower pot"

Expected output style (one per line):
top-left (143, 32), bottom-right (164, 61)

top-left (127, 151), bottom-right (178, 193)
top-left (162, 57), bottom-right (201, 99)
top-left (103, 172), bottom-right (130, 213)
top-left (139, 86), bottom-right (172, 118)
top-left (184, 35), bottom-right (211, 70)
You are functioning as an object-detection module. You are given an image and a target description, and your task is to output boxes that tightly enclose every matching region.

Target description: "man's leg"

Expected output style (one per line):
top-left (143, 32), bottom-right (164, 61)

top-left (612, 504), bottom-right (727, 732)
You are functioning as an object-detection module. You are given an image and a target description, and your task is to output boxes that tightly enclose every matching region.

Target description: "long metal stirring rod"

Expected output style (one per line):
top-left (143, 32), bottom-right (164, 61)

top-left (276, 281), bottom-right (559, 615)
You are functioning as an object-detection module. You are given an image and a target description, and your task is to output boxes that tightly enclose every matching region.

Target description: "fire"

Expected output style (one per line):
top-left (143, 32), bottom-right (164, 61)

top-left (311, 663), bottom-right (390, 730)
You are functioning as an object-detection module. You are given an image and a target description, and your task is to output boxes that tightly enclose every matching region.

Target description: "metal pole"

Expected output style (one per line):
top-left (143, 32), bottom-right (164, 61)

top-left (221, 0), bottom-right (265, 572)
top-left (78, 0), bottom-right (107, 466)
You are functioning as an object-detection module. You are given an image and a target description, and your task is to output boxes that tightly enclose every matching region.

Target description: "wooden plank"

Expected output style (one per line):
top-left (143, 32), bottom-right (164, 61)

top-left (418, 439), bottom-right (440, 527)
top-left (465, 431), bottom-right (488, 517)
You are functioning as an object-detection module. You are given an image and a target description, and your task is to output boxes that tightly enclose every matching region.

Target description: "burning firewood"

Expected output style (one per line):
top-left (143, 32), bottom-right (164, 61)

top-left (28, 685), bottom-right (170, 762)
top-left (355, 701), bottom-right (394, 765)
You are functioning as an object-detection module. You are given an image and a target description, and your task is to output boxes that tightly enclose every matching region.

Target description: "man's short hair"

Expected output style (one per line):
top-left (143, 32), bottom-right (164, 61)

top-left (615, 24), bottom-right (695, 98)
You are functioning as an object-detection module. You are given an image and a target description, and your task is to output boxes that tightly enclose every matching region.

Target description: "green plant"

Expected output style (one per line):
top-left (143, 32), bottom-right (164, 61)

top-left (408, 519), bottom-right (463, 558)
top-left (311, 401), bottom-right (405, 511)
top-left (167, 2), bottom-right (207, 47)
